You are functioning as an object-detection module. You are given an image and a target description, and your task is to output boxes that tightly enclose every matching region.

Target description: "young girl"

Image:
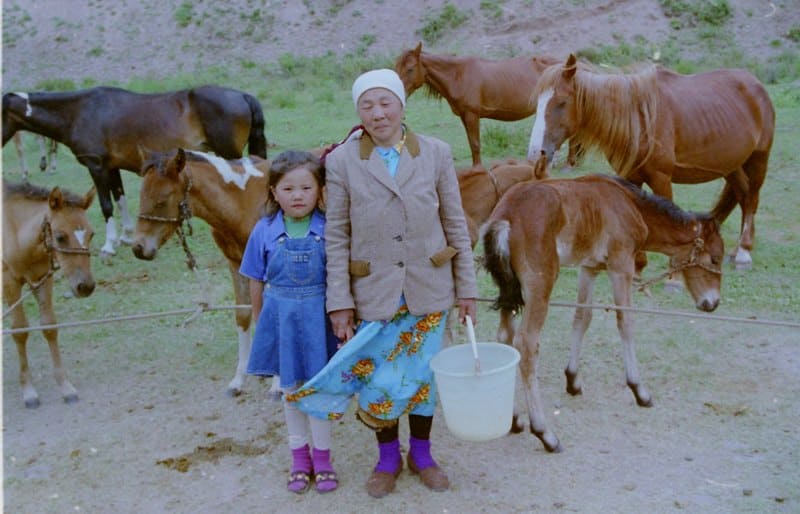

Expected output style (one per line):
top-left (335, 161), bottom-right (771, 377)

top-left (239, 150), bottom-right (340, 494)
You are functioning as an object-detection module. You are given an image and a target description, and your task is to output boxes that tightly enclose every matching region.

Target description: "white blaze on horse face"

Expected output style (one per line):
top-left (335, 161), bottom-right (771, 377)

top-left (12, 92), bottom-right (33, 116)
top-left (74, 228), bottom-right (88, 248)
top-left (189, 151), bottom-right (264, 190)
top-left (528, 89), bottom-right (553, 161)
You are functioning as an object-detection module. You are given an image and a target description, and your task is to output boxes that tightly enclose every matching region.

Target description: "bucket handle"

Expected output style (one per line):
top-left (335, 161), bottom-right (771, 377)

top-left (465, 315), bottom-right (481, 374)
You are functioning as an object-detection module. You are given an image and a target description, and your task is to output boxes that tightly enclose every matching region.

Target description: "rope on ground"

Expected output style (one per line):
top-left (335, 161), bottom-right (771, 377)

top-left (3, 298), bottom-right (799, 335)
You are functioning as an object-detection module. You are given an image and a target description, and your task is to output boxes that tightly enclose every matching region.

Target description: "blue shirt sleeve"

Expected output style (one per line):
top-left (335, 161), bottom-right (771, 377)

top-left (239, 218), bottom-right (270, 281)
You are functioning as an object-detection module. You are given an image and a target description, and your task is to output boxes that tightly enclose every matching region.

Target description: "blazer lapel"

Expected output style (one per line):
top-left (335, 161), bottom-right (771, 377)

top-left (359, 132), bottom-right (401, 196)
top-left (394, 129), bottom-right (421, 188)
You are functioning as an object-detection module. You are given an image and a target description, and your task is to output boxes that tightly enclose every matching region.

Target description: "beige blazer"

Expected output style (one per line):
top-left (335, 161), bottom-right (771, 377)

top-left (324, 128), bottom-right (478, 320)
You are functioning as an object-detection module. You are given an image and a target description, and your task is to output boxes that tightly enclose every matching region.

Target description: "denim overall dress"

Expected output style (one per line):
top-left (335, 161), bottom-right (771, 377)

top-left (247, 232), bottom-right (339, 389)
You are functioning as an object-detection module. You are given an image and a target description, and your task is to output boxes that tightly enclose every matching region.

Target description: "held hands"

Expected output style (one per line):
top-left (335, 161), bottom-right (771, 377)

top-left (457, 298), bottom-right (477, 326)
top-left (330, 308), bottom-right (355, 346)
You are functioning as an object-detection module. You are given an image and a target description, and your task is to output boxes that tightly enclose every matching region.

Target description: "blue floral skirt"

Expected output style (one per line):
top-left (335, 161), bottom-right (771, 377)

top-left (286, 305), bottom-right (447, 428)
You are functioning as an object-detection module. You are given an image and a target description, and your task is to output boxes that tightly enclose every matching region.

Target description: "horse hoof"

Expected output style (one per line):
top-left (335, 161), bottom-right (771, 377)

top-left (100, 252), bottom-right (115, 265)
top-left (226, 387), bottom-right (242, 398)
top-left (510, 415), bottom-right (525, 434)
top-left (24, 398), bottom-right (41, 409)
top-left (63, 394), bottom-right (79, 404)
top-left (734, 261), bottom-right (752, 271)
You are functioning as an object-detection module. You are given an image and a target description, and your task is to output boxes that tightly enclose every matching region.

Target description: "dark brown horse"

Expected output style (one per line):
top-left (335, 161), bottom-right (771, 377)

top-left (2, 86), bottom-right (268, 258)
top-left (482, 174), bottom-right (723, 452)
top-left (131, 148), bottom-right (277, 397)
top-left (3, 179), bottom-right (96, 408)
top-left (527, 54), bottom-right (774, 269)
top-left (395, 42), bottom-right (583, 169)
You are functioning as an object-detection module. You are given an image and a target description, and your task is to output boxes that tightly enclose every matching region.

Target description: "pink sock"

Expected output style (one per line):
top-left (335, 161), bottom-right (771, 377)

top-left (409, 436), bottom-right (437, 470)
top-left (291, 444), bottom-right (312, 473)
top-left (374, 439), bottom-right (401, 474)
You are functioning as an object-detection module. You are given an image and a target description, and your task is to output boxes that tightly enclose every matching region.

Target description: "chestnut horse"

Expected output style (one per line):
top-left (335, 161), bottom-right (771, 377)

top-left (3, 180), bottom-right (96, 408)
top-left (2, 86), bottom-right (267, 258)
top-left (527, 54), bottom-right (774, 269)
top-left (457, 158), bottom-right (548, 247)
top-left (131, 148), bottom-right (278, 397)
top-left (482, 174), bottom-right (723, 452)
top-left (395, 42), bottom-right (583, 169)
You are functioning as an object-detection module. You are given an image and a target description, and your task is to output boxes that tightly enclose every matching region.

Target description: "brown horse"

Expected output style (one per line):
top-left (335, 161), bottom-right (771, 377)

top-left (482, 174), bottom-right (723, 452)
top-left (131, 148), bottom-right (276, 397)
top-left (395, 42), bottom-right (583, 169)
top-left (3, 179), bottom-right (96, 408)
top-left (527, 54), bottom-right (774, 270)
top-left (457, 158), bottom-right (548, 247)
top-left (2, 86), bottom-right (268, 258)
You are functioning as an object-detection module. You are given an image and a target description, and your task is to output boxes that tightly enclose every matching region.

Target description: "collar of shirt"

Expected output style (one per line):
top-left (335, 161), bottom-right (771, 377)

top-left (263, 209), bottom-right (326, 242)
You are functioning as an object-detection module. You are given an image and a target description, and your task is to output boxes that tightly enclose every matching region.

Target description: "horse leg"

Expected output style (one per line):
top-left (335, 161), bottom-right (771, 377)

top-left (461, 112), bottom-right (483, 168)
top-left (35, 278), bottom-right (79, 404)
top-left (609, 271), bottom-right (651, 407)
top-left (85, 163), bottom-right (118, 258)
top-left (13, 132), bottom-right (29, 180)
top-left (733, 152), bottom-right (769, 270)
top-left (109, 169), bottom-right (135, 246)
top-left (227, 263), bottom-right (253, 397)
top-left (4, 277), bottom-right (41, 407)
top-left (565, 267), bottom-right (598, 396)
top-left (47, 137), bottom-right (58, 174)
top-left (37, 135), bottom-right (48, 172)
top-left (516, 269), bottom-right (562, 452)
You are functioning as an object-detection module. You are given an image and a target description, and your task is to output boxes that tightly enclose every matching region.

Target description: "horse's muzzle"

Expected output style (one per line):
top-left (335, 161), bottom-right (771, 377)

top-left (132, 242), bottom-right (156, 260)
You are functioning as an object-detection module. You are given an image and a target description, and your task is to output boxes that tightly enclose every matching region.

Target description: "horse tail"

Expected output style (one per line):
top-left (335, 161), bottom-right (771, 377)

top-left (243, 93), bottom-right (268, 158)
top-left (482, 219), bottom-right (523, 313)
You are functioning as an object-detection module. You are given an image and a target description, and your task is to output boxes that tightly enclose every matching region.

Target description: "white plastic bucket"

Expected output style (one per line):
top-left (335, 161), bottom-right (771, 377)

top-left (430, 316), bottom-right (520, 442)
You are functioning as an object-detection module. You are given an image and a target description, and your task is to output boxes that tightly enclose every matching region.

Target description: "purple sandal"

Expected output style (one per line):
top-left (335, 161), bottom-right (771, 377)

top-left (287, 470), bottom-right (312, 494)
top-left (314, 470), bottom-right (339, 493)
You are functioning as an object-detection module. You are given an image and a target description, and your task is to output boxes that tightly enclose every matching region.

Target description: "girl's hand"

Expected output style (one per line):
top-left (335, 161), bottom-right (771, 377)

top-left (330, 309), bottom-right (355, 345)
top-left (457, 298), bottom-right (477, 326)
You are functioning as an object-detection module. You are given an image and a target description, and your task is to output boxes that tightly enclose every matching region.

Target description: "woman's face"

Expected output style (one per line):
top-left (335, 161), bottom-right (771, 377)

top-left (271, 166), bottom-right (320, 220)
top-left (356, 88), bottom-right (404, 147)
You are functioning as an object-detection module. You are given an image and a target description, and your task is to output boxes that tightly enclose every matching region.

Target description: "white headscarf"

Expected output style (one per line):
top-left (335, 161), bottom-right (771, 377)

top-left (351, 68), bottom-right (406, 108)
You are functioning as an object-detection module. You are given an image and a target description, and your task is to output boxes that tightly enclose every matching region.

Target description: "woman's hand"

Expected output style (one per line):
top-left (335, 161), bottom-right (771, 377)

top-left (457, 298), bottom-right (477, 325)
top-left (330, 308), bottom-right (355, 345)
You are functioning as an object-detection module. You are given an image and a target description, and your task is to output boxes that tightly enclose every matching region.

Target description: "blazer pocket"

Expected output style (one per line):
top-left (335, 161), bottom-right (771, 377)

top-left (429, 246), bottom-right (458, 267)
top-left (349, 260), bottom-right (371, 277)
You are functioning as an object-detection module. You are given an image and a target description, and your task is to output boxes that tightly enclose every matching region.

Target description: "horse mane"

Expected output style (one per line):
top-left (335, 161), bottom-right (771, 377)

top-left (605, 175), bottom-right (711, 226)
top-left (537, 62), bottom-right (660, 178)
top-left (2, 179), bottom-right (86, 207)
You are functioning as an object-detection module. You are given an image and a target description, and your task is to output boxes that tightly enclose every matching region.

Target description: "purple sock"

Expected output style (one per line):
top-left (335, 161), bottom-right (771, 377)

top-left (374, 439), bottom-right (402, 474)
top-left (312, 448), bottom-right (333, 473)
top-left (409, 436), bottom-right (437, 470)
top-left (291, 444), bottom-right (312, 473)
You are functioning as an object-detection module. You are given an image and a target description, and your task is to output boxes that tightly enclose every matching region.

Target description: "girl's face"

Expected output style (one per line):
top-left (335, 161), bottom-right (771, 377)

top-left (271, 166), bottom-right (320, 220)
top-left (356, 88), bottom-right (404, 147)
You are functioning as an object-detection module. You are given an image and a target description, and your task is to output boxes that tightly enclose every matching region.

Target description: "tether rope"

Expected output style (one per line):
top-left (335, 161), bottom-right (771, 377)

top-left (3, 298), bottom-right (798, 336)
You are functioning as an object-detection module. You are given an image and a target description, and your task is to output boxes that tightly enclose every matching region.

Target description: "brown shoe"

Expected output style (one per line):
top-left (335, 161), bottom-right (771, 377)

top-left (365, 465), bottom-right (402, 498)
top-left (407, 453), bottom-right (450, 492)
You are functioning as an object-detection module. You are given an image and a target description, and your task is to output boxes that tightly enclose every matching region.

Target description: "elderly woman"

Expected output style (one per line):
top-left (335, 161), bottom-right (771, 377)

top-left (287, 68), bottom-right (477, 498)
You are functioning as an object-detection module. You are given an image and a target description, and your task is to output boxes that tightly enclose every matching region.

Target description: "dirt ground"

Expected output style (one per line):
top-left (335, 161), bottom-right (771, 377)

top-left (3, 1), bottom-right (800, 513)
top-left (3, 309), bottom-right (798, 513)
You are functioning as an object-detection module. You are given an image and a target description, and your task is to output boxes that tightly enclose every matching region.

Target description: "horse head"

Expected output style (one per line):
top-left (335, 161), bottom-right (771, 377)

top-left (527, 54), bottom-right (579, 164)
top-left (132, 148), bottom-right (189, 260)
top-left (395, 42), bottom-right (426, 97)
top-left (670, 217), bottom-right (724, 312)
top-left (46, 185), bottom-right (96, 297)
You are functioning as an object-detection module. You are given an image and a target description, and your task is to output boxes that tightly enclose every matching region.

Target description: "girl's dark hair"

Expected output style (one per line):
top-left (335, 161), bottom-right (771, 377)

top-left (261, 150), bottom-right (325, 218)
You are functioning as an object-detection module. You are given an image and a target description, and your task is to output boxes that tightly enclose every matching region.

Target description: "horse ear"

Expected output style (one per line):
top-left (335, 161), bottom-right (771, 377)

top-left (166, 148), bottom-right (187, 178)
top-left (532, 153), bottom-right (549, 180)
top-left (563, 54), bottom-right (578, 81)
top-left (49, 186), bottom-right (64, 210)
top-left (82, 186), bottom-right (97, 209)
top-left (414, 41), bottom-right (422, 55)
